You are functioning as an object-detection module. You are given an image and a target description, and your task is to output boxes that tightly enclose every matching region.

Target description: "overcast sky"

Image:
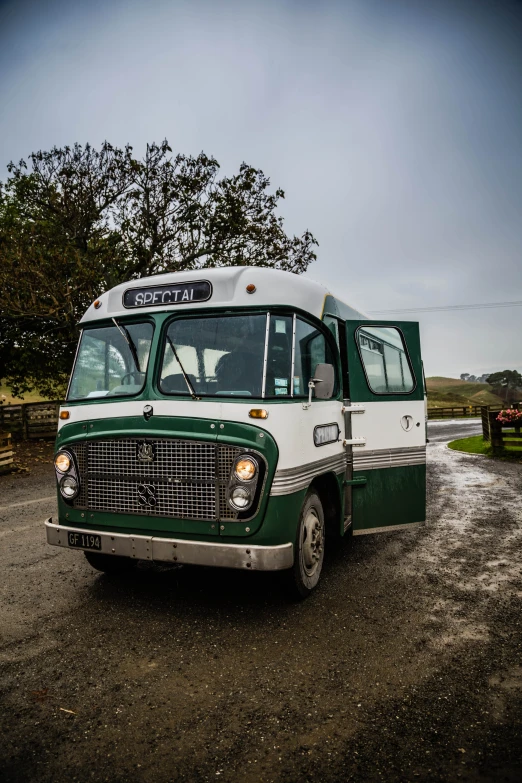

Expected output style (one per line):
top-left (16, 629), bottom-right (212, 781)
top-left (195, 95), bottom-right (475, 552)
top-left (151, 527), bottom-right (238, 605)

top-left (1, 0), bottom-right (521, 377)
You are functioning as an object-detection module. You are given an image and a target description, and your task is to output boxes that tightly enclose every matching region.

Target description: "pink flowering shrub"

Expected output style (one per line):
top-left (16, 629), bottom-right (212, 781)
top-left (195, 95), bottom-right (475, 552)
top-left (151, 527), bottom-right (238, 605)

top-left (497, 409), bottom-right (522, 424)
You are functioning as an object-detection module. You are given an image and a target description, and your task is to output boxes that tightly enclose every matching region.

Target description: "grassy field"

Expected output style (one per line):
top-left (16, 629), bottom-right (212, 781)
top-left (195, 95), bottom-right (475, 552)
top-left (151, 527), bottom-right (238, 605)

top-left (0, 383), bottom-right (48, 405)
top-left (448, 433), bottom-right (522, 461)
top-left (426, 376), bottom-right (503, 408)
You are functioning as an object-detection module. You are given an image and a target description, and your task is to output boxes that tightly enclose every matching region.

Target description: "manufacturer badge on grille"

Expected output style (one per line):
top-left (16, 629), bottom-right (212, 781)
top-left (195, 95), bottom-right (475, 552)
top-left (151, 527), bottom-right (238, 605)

top-left (137, 441), bottom-right (155, 463)
top-left (137, 483), bottom-right (157, 507)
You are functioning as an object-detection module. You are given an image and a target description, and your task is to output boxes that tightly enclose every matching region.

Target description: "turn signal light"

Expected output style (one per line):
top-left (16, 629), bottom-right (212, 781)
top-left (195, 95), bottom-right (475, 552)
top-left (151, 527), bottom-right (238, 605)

top-left (93, 299), bottom-right (101, 309)
top-left (59, 410), bottom-right (70, 420)
top-left (249, 409), bottom-right (268, 419)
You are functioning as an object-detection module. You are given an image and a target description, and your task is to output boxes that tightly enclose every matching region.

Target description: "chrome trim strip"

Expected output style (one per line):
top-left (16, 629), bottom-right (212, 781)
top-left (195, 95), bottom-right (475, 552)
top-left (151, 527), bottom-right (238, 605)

top-left (65, 328), bottom-right (83, 401)
top-left (270, 453), bottom-right (346, 496)
top-left (353, 521), bottom-right (424, 536)
top-left (290, 313), bottom-right (296, 398)
top-left (45, 519), bottom-right (293, 571)
top-left (270, 445), bottom-right (426, 496)
top-left (262, 313), bottom-right (270, 399)
top-left (353, 446), bottom-right (426, 472)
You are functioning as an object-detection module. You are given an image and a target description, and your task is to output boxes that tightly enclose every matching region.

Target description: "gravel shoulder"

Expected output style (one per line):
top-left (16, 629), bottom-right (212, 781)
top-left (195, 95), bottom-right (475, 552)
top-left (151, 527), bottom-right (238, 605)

top-left (1, 426), bottom-right (521, 783)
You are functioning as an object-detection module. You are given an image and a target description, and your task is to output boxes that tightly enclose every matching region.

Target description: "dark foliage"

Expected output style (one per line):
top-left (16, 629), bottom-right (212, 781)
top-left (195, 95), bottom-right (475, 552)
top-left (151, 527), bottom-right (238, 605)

top-left (486, 370), bottom-right (522, 403)
top-left (0, 141), bottom-right (317, 397)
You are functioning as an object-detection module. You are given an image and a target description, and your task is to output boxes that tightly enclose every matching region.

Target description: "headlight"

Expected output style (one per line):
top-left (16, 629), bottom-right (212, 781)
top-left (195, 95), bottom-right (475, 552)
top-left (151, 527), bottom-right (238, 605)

top-left (230, 486), bottom-right (251, 509)
top-left (226, 452), bottom-right (264, 516)
top-left (60, 475), bottom-right (78, 499)
top-left (55, 452), bottom-right (71, 473)
top-left (234, 457), bottom-right (257, 481)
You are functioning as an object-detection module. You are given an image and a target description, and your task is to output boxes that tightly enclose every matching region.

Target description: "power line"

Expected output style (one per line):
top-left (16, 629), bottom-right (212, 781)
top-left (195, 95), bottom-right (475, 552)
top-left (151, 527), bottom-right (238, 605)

top-left (368, 300), bottom-right (522, 315)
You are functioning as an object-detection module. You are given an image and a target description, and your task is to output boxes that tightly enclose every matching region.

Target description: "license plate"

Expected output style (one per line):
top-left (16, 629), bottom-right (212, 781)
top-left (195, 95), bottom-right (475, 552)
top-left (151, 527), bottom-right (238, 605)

top-left (67, 532), bottom-right (102, 551)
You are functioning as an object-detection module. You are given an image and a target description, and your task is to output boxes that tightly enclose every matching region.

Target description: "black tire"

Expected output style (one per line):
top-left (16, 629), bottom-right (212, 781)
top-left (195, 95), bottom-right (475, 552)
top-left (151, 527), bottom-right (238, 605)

top-left (84, 551), bottom-right (138, 574)
top-left (285, 490), bottom-right (325, 600)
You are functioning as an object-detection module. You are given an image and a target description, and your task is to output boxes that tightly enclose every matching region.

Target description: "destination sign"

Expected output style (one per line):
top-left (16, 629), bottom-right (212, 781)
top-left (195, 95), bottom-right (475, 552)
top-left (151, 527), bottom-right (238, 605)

top-left (123, 280), bottom-right (212, 309)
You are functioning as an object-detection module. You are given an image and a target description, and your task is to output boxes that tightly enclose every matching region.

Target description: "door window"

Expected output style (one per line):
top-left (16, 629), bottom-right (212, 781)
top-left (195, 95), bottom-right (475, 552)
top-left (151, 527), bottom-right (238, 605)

top-left (294, 318), bottom-right (336, 398)
top-left (357, 326), bottom-right (414, 394)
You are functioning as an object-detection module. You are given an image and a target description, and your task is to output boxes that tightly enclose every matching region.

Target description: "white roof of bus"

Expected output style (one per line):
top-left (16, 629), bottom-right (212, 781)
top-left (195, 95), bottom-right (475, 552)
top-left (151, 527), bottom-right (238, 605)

top-left (80, 266), bottom-right (366, 323)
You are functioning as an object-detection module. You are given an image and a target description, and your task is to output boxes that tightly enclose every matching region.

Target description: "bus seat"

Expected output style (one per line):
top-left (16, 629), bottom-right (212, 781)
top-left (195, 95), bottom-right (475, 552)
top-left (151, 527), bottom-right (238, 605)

top-left (161, 373), bottom-right (198, 393)
top-left (215, 352), bottom-right (260, 396)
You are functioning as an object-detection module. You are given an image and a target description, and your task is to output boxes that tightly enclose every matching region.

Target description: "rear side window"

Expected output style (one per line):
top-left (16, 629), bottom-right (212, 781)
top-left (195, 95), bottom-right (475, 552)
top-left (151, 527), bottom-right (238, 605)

top-left (356, 326), bottom-right (415, 394)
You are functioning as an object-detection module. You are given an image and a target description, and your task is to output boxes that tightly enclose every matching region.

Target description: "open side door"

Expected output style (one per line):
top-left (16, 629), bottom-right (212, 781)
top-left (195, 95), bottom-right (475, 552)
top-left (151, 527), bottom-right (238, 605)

top-left (344, 320), bottom-right (426, 534)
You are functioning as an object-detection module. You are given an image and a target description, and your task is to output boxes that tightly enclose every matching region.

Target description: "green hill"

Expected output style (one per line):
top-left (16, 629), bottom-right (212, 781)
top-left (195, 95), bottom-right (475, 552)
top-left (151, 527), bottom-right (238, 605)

top-left (426, 376), bottom-right (503, 408)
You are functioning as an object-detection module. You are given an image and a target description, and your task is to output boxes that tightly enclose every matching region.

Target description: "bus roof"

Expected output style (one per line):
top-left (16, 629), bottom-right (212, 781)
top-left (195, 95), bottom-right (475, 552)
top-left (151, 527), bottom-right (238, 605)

top-left (80, 266), bottom-right (367, 324)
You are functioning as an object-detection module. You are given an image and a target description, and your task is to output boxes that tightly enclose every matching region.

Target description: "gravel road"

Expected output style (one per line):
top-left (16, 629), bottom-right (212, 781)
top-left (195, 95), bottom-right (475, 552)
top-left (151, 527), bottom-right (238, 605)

top-left (1, 423), bottom-right (521, 783)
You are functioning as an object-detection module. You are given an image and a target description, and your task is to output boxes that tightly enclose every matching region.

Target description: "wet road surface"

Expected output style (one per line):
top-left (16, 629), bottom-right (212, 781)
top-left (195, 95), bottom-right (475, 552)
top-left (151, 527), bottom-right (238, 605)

top-left (0, 426), bottom-right (521, 783)
top-left (427, 417), bottom-right (482, 443)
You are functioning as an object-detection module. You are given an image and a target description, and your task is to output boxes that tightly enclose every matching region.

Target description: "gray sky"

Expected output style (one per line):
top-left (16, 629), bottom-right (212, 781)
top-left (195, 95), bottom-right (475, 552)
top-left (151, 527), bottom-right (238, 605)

top-left (1, 0), bottom-right (521, 377)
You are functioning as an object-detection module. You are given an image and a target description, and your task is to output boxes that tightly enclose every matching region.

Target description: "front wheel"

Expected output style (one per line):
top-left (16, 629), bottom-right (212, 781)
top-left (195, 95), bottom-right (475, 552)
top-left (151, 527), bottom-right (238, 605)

top-left (84, 551), bottom-right (138, 574)
top-left (285, 490), bottom-right (325, 600)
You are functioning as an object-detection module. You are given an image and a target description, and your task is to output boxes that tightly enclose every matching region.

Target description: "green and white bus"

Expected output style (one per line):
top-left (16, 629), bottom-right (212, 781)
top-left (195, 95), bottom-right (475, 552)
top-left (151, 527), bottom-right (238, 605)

top-left (46, 267), bottom-right (426, 598)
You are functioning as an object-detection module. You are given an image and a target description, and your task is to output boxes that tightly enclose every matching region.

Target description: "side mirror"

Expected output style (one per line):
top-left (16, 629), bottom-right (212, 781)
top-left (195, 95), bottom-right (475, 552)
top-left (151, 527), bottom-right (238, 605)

top-left (312, 363), bottom-right (335, 399)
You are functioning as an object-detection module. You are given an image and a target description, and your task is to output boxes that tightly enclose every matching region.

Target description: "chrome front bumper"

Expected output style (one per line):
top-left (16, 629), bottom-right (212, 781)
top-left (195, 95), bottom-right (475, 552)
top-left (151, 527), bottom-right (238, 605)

top-left (45, 519), bottom-right (293, 571)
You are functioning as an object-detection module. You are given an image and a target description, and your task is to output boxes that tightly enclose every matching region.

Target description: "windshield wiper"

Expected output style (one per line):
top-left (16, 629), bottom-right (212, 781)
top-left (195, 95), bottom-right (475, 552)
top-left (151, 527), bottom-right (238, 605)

top-left (166, 335), bottom-right (200, 400)
top-left (112, 318), bottom-right (141, 373)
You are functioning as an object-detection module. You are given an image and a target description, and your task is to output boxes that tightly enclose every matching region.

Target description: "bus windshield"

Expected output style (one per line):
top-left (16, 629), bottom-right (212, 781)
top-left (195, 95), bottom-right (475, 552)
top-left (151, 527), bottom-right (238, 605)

top-left (67, 322), bottom-right (154, 400)
top-left (159, 314), bottom-right (267, 398)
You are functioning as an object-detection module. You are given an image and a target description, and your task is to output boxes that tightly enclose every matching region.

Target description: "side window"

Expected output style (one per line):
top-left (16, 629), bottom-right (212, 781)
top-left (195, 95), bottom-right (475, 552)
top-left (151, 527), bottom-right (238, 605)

top-left (294, 318), bottom-right (336, 398)
top-left (323, 315), bottom-right (340, 347)
top-left (357, 326), bottom-right (414, 394)
top-left (265, 315), bottom-right (293, 397)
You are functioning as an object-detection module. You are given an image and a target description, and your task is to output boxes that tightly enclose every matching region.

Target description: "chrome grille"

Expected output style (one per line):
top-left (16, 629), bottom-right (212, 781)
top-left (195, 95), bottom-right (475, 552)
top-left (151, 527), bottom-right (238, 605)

top-left (88, 439), bottom-right (216, 482)
top-left (69, 438), bottom-right (241, 521)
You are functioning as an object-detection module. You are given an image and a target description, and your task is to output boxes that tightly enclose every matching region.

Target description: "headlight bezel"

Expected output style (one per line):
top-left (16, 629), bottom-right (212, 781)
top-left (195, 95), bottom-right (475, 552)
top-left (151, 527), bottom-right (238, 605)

top-left (60, 474), bottom-right (79, 500)
top-left (54, 449), bottom-right (80, 503)
top-left (226, 452), bottom-right (265, 516)
top-left (229, 485), bottom-right (251, 510)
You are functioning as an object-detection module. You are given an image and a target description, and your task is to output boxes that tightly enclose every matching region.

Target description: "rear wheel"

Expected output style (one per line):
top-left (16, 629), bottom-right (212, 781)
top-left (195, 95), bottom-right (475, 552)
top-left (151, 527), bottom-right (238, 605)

top-left (285, 490), bottom-right (325, 600)
top-left (84, 551), bottom-right (138, 574)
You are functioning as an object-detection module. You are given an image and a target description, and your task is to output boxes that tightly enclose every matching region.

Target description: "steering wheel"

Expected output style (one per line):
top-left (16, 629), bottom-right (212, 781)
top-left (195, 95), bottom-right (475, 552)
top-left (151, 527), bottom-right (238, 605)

top-left (121, 371), bottom-right (144, 385)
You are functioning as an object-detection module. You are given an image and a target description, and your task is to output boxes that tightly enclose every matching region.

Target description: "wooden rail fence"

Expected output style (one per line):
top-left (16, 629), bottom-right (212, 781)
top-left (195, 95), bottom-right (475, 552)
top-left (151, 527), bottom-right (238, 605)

top-left (0, 432), bottom-right (14, 473)
top-left (427, 405), bottom-right (495, 420)
top-left (0, 401), bottom-right (63, 441)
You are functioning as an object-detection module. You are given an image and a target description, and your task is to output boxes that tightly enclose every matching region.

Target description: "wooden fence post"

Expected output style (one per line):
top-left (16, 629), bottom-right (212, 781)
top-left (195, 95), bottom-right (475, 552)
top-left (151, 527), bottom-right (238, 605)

top-left (22, 405), bottom-right (29, 440)
top-left (481, 407), bottom-right (490, 441)
top-left (489, 411), bottom-right (503, 451)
